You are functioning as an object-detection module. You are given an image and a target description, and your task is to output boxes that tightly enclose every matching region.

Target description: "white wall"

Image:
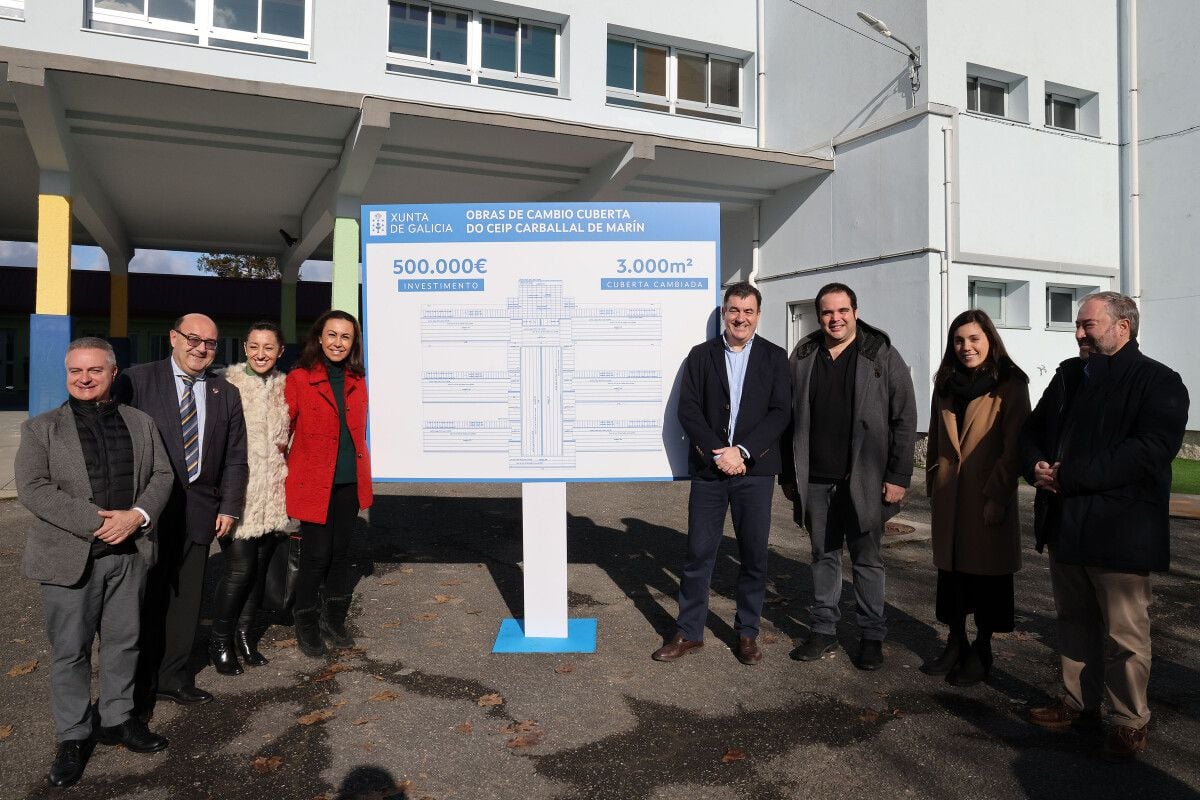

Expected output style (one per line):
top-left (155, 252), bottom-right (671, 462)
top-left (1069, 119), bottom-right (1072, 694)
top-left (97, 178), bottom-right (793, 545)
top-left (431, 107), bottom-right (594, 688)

top-left (1136, 0), bottom-right (1200, 428)
top-left (0, 1), bottom-right (758, 145)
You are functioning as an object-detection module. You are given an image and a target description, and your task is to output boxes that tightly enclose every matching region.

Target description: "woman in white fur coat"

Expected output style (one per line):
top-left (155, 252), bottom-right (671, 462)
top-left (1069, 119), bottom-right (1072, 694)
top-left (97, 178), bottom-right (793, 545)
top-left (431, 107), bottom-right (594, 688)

top-left (208, 322), bottom-right (291, 675)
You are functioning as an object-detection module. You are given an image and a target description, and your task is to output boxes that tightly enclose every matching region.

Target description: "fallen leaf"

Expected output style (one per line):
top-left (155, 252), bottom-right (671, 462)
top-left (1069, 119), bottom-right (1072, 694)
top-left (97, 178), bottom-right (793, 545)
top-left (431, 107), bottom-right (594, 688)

top-left (351, 715), bottom-right (381, 726)
top-left (477, 693), bottom-right (504, 707)
top-left (465, 609), bottom-right (482, 615)
top-left (761, 634), bottom-right (779, 644)
top-left (764, 595), bottom-right (791, 605)
top-left (250, 755), bottom-right (284, 773)
top-left (380, 579), bottom-right (401, 586)
top-left (353, 742), bottom-right (374, 752)
top-left (721, 747), bottom-right (746, 763)
top-left (454, 721), bottom-right (473, 735)
top-left (433, 595), bottom-right (453, 604)
top-left (440, 579), bottom-right (464, 587)
top-left (506, 734), bottom-right (541, 749)
top-left (369, 689), bottom-right (402, 702)
top-left (11, 639), bottom-right (27, 644)
top-left (297, 708), bottom-right (336, 726)
top-left (413, 612), bottom-right (438, 622)
top-left (399, 566), bottom-right (414, 574)
top-left (370, 674), bottom-right (385, 681)
top-left (380, 620), bottom-right (404, 629)
top-left (890, 708), bottom-right (906, 718)
top-left (7, 659), bottom-right (37, 677)
top-left (272, 639), bottom-right (297, 649)
top-left (859, 709), bottom-right (881, 724)
top-left (398, 781), bottom-right (415, 793)
top-left (331, 700), bottom-right (348, 709)
top-left (339, 647), bottom-right (368, 658)
top-left (0, 724), bottom-right (13, 740)
top-left (554, 663), bottom-right (575, 674)
top-left (502, 720), bottom-right (538, 733)
top-left (313, 663), bottom-right (354, 683)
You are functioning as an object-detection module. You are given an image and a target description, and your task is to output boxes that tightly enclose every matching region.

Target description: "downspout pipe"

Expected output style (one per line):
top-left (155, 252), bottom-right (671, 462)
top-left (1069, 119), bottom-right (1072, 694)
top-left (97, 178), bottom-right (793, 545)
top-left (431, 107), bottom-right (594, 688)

top-left (941, 119), bottom-right (954, 337)
top-left (1118, 0), bottom-right (1141, 308)
top-left (750, 0), bottom-right (767, 287)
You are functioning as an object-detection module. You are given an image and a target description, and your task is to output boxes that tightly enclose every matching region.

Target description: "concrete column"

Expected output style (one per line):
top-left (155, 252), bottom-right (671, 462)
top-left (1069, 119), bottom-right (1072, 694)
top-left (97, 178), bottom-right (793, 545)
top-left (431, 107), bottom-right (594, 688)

top-left (30, 192), bottom-right (73, 414)
top-left (107, 251), bottom-right (132, 368)
top-left (281, 278), bottom-right (298, 343)
top-left (331, 216), bottom-right (360, 315)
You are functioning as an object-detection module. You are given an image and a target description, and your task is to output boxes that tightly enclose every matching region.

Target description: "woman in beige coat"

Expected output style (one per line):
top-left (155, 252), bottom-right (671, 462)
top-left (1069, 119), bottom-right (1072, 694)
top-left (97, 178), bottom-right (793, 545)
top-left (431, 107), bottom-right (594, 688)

top-left (208, 322), bottom-right (291, 675)
top-left (924, 309), bottom-right (1030, 687)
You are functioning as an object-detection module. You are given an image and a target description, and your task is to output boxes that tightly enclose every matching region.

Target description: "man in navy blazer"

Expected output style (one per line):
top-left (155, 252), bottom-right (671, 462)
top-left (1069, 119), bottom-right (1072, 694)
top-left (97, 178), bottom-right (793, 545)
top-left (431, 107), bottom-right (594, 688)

top-left (114, 313), bottom-right (247, 712)
top-left (653, 282), bottom-right (791, 665)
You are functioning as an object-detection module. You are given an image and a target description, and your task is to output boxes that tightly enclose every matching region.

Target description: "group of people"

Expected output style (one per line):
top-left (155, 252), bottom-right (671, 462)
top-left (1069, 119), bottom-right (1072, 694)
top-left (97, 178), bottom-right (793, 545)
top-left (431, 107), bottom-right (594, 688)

top-left (16, 309), bottom-right (373, 788)
top-left (14, 282), bottom-right (1190, 787)
top-left (656, 282), bottom-right (1188, 765)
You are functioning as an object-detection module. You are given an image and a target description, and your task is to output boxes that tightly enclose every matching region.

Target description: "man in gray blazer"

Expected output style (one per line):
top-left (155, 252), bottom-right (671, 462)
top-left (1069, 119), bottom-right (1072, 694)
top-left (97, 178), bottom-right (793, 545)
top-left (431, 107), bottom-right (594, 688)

top-left (16, 338), bottom-right (174, 788)
top-left (781, 283), bottom-right (917, 671)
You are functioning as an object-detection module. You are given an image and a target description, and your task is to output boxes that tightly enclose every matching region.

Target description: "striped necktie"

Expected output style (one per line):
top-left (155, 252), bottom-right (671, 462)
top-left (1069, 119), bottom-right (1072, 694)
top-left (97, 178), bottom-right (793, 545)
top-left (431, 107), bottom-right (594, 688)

top-left (180, 376), bottom-right (200, 482)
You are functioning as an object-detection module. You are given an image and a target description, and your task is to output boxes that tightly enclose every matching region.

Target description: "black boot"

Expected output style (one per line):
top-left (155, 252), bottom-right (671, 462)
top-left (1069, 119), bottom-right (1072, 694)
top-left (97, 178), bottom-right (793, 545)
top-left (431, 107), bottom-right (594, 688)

top-left (319, 595), bottom-right (356, 649)
top-left (947, 639), bottom-right (993, 687)
top-left (208, 623), bottom-right (243, 676)
top-left (922, 634), bottom-right (967, 676)
top-left (294, 607), bottom-right (327, 658)
top-left (234, 627), bottom-right (269, 667)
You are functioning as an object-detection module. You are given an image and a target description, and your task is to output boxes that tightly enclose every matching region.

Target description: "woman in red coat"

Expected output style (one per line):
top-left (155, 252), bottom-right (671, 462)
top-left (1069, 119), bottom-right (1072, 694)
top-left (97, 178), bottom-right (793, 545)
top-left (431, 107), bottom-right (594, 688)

top-left (285, 309), bottom-right (373, 657)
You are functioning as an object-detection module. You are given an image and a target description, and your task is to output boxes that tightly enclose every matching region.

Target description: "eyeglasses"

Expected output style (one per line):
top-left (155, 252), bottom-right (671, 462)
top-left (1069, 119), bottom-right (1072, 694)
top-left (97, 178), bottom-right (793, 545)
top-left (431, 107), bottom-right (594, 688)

top-left (174, 329), bottom-right (219, 350)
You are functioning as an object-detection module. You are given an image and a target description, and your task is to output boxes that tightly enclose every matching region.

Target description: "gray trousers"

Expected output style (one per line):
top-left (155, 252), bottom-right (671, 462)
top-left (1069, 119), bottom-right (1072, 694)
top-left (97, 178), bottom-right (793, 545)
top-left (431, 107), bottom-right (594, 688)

top-left (41, 552), bottom-right (147, 741)
top-left (805, 481), bottom-right (887, 640)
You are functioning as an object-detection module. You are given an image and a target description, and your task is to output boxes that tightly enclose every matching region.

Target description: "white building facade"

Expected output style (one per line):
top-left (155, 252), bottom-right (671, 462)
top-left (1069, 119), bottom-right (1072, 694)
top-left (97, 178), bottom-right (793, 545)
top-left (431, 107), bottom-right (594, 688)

top-left (0, 1), bottom-right (1193, 427)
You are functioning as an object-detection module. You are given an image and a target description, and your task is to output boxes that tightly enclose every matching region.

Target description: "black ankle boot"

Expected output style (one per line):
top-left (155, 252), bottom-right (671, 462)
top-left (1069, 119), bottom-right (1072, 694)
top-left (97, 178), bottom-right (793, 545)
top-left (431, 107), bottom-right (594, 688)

top-left (234, 628), bottom-right (269, 667)
top-left (294, 607), bottom-right (327, 658)
top-left (319, 595), bottom-right (355, 649)
top-left (947, 640), bottom-right (992, 687)
top-left (922, 636), bottom-right (966, 676)
top-left (208, 630), bottom-right (243, 676)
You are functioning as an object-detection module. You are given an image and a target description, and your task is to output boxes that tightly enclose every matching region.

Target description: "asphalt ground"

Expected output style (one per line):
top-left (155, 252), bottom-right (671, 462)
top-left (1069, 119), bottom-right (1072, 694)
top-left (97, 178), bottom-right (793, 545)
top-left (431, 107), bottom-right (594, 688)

top-left (1, 481), bottom-right (1198, 800)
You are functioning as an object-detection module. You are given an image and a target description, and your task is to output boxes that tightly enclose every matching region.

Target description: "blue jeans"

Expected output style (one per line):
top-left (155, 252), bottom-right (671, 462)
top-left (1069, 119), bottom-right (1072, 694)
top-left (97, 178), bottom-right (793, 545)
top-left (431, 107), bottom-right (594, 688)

top-left (676, 475), bottom-right (774, 641)
top-left (805, 480), bottom-right (886, 640)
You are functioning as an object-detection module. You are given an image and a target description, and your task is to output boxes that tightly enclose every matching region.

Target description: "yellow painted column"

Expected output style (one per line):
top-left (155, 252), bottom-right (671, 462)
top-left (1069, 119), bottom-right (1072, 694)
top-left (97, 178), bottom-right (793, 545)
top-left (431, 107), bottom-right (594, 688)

top-left (30, 192), bottom-right (74, 414)
top-left (35, 194), bottom-right (71, 315)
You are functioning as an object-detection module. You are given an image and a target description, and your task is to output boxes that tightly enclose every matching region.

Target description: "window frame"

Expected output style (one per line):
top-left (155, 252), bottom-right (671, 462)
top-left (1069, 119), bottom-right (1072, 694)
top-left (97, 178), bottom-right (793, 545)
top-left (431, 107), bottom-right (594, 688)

top-left (966, 75), bottom-right (1007, 118)
top-left (969, 279), bottom-right (1007, 325)
top-left (605, 34), bottom-right (743, 122)
top-left (1046, 285), bottom-right (1079, 331)
top-left (387, 1), bottom-right (562, 94)
top-left (1045, 92), bottom-right (1079, 131)
top-left (87, 0), bottom-right (312, 58)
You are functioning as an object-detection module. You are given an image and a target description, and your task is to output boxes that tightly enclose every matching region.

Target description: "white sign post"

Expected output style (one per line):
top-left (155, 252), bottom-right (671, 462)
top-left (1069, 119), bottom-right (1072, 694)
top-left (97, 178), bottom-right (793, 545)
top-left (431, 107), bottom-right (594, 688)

top-left (360, 202), bottom-right (720, 652)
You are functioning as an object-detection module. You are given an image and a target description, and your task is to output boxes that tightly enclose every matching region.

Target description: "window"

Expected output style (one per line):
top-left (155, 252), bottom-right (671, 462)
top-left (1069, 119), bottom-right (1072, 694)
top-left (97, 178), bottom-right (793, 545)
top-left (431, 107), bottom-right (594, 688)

top-left (606, 35), bottom-right (742, 122)
top-left (1045, 94), bottom-right (1078, 131)
top-left (0, 0), bottom-right (25, 21)
top-left (969, 280), bottom-right (1006, 323)
top-left (966, 76), bottom-right (1006, 116)
top-left (388, 2), bottom-right (561, 95)
top-left (1046, 286), bottom-right (1077, 329)
top-left (88, 0), bottom-right (310, 58)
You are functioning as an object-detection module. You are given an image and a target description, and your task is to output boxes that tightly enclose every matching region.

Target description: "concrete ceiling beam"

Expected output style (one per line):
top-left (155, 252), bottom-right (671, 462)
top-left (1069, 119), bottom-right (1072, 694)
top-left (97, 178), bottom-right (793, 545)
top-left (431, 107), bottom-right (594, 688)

top-left (8, 64), bottom-right (131, 262)
top-left (549, 139), bottom-right (655, 202)
top-left (282, 98), bottom-right (391, 282)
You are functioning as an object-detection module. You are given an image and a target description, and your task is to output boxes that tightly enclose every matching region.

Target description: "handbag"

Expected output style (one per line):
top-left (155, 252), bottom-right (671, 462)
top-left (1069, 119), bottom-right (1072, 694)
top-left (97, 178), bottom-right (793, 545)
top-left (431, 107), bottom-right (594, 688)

top-left (262, 532), bottom-right (301, 613)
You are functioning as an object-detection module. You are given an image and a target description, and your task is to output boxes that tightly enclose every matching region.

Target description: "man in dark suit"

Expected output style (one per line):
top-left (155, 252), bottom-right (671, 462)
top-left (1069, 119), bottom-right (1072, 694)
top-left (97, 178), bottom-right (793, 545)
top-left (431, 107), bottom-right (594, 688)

top-left (17, 338), bottom-right (174, 787)
top-left (653, 282), bottom-right (791, 665)
top-left (115, 313), bottom-right (247, 711)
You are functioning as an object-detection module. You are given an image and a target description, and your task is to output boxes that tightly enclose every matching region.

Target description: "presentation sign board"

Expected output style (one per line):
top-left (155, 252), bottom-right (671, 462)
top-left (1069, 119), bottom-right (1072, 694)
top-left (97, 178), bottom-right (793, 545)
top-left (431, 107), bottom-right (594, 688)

top-left (361, 202), bottom-right (720, 482)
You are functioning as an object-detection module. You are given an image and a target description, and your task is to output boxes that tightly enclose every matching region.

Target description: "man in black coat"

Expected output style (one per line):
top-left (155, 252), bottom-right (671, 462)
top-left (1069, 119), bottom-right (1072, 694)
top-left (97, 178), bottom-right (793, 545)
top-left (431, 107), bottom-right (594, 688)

top-left (652, 282), bottom-right (791, 666)
top-left (114, 313), bottom-right (248, 713)
top-left (1020, 291), bottom-right (1189, 762)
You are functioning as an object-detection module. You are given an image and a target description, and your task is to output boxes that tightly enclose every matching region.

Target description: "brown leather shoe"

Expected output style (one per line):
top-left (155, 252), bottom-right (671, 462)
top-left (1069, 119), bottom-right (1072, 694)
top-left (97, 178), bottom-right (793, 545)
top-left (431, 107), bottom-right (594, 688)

top-left (736, 636), bottom-right (762, 665)
top-left (1028, 699), bottom-right (1101, 731)
top-left (1101, 724), bottom-right (1148, 762)
top-left (652, 633), bottom-right (703, 662)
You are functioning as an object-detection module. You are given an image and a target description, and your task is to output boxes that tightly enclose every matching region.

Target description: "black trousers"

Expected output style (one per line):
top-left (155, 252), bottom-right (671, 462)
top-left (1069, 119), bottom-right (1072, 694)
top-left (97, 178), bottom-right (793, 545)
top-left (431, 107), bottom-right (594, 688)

top-left (212, 534), bottom-right (279, 634)
top-left (136, 538), bottom-right (207, 699)
top-left (293, 483), bottom-right (358, 611)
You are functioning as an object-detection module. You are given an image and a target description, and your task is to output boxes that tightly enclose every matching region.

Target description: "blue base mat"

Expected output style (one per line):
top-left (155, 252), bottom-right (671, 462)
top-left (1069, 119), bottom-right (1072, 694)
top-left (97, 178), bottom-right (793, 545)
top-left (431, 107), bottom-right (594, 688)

top-left (492, 618), bottom-right (597, 653)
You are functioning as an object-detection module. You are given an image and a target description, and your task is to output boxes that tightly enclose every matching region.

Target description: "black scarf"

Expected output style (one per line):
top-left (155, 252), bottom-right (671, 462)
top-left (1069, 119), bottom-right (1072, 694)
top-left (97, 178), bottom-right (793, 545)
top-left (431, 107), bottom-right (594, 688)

top-left (947, 366), bottom-right (997, 431)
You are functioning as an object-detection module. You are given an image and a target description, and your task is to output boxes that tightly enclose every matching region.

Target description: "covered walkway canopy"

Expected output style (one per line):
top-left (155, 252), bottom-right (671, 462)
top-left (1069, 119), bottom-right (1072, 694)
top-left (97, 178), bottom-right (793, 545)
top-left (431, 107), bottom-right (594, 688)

top-left (0, 45), bottom-right (832, 412)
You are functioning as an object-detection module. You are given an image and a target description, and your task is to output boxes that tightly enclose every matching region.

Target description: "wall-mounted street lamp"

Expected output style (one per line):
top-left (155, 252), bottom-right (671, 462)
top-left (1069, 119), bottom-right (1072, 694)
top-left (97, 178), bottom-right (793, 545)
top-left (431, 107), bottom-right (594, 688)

top-left (857, 10), bottom-right (921, 95)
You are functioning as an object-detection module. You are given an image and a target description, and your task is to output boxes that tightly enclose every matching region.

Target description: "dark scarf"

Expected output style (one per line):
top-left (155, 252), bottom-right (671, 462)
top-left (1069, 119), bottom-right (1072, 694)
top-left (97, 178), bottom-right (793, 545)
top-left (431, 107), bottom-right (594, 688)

top-left (947, 365), bottom-right (997, 431)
